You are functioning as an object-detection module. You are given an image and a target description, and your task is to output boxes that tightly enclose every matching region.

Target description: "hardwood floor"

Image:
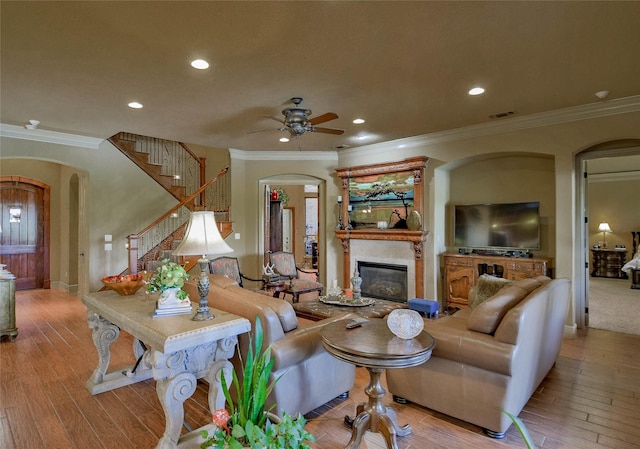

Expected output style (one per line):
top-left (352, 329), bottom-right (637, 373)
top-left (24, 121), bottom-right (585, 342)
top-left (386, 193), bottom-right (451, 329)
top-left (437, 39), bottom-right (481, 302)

top-left (1, 288), bottom-right (639, 449)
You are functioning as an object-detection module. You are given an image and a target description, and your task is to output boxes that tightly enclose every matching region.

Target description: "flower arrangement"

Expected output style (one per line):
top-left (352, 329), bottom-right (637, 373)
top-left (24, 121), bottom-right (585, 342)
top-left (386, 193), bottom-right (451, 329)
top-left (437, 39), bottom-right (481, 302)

top-left (147, 258), bottom-right (190, 300)
top-left (271, 187), bottom-right (289, 205)
top-left (200, 316), bottom-right (315, 449)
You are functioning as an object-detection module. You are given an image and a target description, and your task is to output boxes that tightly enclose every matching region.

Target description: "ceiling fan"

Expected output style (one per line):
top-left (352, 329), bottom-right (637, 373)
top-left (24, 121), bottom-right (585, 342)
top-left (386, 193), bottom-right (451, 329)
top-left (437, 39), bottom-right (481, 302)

top-left (258, 97), bottom-right (344, 140)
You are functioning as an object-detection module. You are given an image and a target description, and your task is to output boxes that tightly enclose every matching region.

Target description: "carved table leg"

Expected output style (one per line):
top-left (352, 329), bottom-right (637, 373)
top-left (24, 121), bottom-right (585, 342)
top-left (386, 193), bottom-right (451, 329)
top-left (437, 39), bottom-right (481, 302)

top-left (155, 371), bottom-right (197, 449)
top-left (86, 311), bottom-right (120, 388)
top-left (204, 336), bottom-right (238, 412)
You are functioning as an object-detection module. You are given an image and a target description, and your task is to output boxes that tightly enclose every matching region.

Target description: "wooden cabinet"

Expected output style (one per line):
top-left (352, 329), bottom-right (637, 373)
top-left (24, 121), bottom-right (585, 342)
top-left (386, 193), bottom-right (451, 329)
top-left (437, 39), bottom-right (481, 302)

top-left (269, 200), bottom-right (283, 252)
top-left (443, 253), bottom-right (552, 308)
top-left (591, 249), bottom-right (627, 279)
top-left (0, 275), bottom-right (18, 341)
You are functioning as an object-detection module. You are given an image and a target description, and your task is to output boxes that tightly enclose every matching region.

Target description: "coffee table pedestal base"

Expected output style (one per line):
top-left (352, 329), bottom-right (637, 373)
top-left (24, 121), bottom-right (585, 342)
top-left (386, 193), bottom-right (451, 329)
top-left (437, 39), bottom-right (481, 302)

top-left (345, 367), bottom-right (411, 449)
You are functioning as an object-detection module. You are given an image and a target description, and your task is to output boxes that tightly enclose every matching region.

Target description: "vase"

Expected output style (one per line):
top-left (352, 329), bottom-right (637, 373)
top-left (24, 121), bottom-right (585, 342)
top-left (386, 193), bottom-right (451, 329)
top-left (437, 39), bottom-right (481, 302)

top-left (158, 287), bottom-right (186, 305)
top-left (351, 267), bottom-right (362, 302)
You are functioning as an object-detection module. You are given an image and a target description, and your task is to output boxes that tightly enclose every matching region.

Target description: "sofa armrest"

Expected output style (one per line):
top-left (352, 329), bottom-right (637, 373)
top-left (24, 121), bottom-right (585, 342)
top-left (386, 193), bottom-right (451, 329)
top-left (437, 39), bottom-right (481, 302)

top-left (425, 319), bottom-right (515, 376)
top-left (270, 313), bottom-right (356, 370)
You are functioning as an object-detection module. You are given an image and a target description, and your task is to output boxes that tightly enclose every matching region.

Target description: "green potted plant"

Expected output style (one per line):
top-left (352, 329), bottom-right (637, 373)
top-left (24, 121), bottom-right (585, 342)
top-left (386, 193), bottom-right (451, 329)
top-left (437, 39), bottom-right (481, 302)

top-left (147, 258), bottom-right (190, 301)
top-left (200, 316), bottom-right (315, 449)
top-left (501, 408), bottom-right (536, 448)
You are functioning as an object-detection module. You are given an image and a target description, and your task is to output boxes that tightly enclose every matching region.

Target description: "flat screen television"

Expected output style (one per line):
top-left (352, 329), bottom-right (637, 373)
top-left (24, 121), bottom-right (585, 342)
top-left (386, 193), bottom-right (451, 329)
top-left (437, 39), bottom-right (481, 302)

top-left (454, 202), bottom-right (540, 251)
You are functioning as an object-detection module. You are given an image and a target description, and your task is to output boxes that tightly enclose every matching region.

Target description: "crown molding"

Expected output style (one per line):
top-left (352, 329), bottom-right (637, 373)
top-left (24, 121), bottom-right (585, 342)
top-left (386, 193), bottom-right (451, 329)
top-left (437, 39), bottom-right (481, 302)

top-left (229, 148), bottom-right (338, 161)
top-left (344, 95), bottom-right (640, 158)
top-left (0, 124), bottom-right (103, 149)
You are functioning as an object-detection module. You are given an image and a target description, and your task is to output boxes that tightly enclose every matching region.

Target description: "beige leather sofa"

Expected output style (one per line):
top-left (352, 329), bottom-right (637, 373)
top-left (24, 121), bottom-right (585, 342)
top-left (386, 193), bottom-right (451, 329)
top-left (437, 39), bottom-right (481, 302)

top-left (386, 276), bottom-right (571, 437)
top-left (184, 274), bottom-right (356, 417)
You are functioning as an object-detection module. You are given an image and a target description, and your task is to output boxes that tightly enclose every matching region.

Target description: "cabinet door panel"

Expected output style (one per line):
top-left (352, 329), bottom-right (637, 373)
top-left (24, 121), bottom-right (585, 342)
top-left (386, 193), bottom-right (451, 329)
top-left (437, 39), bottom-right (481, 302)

top-left (445, 266), bottom-right (473, 306)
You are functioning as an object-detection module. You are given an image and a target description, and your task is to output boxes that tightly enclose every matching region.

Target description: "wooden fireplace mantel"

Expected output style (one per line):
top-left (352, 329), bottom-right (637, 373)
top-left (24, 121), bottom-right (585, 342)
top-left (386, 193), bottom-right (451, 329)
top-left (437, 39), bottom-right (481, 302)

top-left (334, 157), bottom-right (429, 298)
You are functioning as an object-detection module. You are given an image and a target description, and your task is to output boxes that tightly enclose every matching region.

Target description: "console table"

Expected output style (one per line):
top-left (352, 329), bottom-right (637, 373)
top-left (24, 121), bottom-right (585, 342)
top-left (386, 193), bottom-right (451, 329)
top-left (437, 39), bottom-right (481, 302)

top-left (321, 319), bottom-right (434, 449)
top-left (82, 291), bottom-right (251, 449)
top-left (443, 253), bottom-right (552, 309)
top-left (591, 248), bottom-right (628, 279)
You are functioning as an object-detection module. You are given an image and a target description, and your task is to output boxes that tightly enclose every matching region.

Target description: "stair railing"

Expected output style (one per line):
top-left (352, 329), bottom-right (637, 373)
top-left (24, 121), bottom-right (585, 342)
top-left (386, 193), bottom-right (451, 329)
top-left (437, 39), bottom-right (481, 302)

top-left (127, 167), bottom-right (230, 274)
top-left (113, 132), bottom-right (206, 198)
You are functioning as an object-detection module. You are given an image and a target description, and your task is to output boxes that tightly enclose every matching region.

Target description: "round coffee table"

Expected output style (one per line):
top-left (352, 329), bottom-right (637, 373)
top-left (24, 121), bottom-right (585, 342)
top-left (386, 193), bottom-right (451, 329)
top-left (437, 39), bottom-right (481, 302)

top-left (320, 319), bottom-right (435, 449)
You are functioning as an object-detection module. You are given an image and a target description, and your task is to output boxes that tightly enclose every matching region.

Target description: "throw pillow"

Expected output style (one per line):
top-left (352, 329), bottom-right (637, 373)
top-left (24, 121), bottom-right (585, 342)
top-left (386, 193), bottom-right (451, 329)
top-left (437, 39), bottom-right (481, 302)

top-left (467, 285), bottom-right (529, 334)
top-left (470, 274), bottom-right (513, 308)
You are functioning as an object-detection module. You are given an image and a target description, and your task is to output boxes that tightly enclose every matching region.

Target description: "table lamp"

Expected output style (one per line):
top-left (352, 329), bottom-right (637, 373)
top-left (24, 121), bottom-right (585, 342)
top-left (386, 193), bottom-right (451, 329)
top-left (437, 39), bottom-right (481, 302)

top-left (598, 222), bottom-right (612, 248)
top-left (173, 211), bottom-right (233, 321)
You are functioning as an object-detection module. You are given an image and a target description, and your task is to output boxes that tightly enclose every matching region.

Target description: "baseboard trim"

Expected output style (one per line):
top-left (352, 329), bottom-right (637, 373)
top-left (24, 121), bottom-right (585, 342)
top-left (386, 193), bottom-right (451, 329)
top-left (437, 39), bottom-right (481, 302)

top-left (564, 323), bottom-right (577, 339)
top-left (50, 281), bottom-right (78, 293)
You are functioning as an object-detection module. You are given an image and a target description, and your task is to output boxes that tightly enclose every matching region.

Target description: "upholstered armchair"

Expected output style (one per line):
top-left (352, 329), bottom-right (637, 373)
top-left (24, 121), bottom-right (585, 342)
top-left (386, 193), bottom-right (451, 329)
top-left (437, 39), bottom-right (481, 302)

top-left (209, 256), bottom-right (266, 291)
top-left (269, 251), bottom-right (323, 302)
top-left (183, 274), bottom-right (356, 417)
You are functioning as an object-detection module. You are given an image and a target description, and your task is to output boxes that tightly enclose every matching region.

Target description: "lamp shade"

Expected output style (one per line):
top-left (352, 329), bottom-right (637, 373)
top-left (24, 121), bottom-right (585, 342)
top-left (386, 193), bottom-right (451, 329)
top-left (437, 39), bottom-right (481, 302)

top-left (172, 211), bottom-right (233, 257)
top-left (598, 222), bottom-right (612, 233)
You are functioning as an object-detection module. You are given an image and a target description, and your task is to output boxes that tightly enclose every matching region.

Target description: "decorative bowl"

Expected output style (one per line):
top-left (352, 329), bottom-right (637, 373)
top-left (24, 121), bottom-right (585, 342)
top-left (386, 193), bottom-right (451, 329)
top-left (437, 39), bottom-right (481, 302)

top-left (386, 309), bottom-right (424, 339)
top-left (102, 274), bottom-right (145, 296)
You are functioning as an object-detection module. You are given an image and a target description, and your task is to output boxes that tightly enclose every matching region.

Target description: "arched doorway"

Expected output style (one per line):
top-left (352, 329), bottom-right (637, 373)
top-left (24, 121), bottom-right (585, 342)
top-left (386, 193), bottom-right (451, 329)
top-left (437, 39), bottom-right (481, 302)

top-left (259, 175), bottom-right (325, 282)
top-left (576, 140), bottom-right (640, 330)
top-left (0, 176), bottom-right (51, 290)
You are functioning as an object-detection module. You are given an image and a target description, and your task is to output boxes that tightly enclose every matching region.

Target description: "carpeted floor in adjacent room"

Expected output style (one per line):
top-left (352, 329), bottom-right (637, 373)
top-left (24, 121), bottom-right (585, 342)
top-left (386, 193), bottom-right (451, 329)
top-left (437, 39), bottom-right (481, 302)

top-left (588, 276), bottom-right (640, 335)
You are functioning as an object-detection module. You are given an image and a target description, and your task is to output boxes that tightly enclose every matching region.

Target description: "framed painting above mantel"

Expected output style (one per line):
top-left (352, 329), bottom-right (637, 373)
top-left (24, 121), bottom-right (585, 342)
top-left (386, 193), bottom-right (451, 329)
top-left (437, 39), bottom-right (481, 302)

top-left (335, 156), bottom-right (428, 231)
top-left (334, 157), bottom-right (429, 295)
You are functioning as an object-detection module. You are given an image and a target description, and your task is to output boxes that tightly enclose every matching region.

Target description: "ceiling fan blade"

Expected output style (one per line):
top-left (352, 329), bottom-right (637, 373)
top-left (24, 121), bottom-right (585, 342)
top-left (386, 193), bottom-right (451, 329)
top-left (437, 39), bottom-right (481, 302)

top-left (309, 112), bottom-right (338, 125)
top-left (247, 128), bottom-right (282, 135)
top-left (262, 115), bottom-right (285, 124)
top-left (313, 127), bottom-right (345, 135)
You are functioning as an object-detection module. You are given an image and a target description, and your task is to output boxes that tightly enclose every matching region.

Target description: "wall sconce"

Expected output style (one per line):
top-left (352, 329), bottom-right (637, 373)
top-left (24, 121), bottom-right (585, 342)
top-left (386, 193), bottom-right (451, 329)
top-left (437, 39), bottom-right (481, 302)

top-left (598, 222), bottom-right (612, 248)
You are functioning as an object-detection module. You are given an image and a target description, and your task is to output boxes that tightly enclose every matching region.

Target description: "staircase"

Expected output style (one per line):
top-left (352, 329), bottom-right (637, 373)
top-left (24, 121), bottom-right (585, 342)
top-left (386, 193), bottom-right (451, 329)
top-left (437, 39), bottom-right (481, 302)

top-left (108, 132), bottom-right (232, 275)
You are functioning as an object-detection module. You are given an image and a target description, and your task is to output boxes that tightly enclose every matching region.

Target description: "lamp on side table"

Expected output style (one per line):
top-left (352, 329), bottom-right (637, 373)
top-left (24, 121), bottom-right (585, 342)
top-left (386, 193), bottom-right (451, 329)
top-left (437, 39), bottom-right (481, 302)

top-left (173, 211), bottom-right (233, 321)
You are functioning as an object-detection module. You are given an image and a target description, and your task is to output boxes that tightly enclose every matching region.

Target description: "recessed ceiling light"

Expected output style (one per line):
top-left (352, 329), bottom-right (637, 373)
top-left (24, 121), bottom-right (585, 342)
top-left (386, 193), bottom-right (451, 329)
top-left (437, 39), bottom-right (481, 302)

top-left (191, 59), bottom-right (210, 70)
top-left (595, 90), bottom-right (609, 99)
top-left (468, 87), bottom-right (485, 96)
top-left (353, 118), bottom-right (365, 124)
top-left (279, 137), bottom-right (290, 143)
top-left (128, 101), bottom-right (143, 109)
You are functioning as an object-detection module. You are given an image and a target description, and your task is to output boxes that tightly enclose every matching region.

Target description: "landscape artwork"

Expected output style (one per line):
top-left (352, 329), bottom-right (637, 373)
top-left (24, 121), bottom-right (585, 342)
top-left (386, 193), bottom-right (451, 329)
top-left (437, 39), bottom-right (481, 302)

top-left (348, 171), bottom-right (415, 229)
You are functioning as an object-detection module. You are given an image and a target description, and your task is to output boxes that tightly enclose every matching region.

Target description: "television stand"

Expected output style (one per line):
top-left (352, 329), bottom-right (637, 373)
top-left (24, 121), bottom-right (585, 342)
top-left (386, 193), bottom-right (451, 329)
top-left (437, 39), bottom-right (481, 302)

top-left (443, 253), bottom-right (552, 309)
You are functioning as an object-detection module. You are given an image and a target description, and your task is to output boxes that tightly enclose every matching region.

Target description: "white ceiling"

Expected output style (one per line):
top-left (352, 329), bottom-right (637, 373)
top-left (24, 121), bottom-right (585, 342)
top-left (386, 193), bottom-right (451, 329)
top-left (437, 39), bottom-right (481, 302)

top-left (2, 1), bottom-right (640, 152)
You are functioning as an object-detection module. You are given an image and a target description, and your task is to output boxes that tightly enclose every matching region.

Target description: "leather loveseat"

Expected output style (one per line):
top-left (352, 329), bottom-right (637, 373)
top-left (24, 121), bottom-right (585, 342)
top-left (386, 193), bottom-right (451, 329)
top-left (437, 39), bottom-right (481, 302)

top-left (386, 276), bottom-right (571, 437)
top-left (184, 274), bottom-right (356, 417)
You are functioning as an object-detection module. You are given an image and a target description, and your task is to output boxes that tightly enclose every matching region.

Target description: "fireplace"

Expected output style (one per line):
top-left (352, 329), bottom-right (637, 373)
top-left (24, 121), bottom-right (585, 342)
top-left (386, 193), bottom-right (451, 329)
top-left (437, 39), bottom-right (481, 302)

top-left (357, 261), bottom-right (408, 303)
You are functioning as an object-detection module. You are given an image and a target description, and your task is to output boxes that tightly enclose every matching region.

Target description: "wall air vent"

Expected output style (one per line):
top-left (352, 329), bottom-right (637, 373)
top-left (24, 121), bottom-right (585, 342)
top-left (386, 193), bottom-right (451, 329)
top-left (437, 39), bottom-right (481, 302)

top-left (489, 111), bottom-right (516, 119)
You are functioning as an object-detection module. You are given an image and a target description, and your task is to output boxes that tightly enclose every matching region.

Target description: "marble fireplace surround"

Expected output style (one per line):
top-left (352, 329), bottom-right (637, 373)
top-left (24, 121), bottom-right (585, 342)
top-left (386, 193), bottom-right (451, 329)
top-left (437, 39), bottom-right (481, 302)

top-left (336, 230), bottom-right (427, 299)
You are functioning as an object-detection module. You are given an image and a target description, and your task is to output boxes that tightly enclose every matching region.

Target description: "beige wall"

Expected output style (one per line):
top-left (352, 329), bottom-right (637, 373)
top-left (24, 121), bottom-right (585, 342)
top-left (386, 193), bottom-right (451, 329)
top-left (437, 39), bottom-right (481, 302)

top-left (588, 178), bottom-right (640, 250)
top-left (448, 154), bottom-right (556, 259)
top-left (228, 153), bottom-right (340, 286)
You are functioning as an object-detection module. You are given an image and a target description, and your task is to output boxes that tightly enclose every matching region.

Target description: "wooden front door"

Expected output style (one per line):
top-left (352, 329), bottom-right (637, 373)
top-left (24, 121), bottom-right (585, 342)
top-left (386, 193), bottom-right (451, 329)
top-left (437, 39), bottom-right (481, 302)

top-left (0, 177), bottom-right (50, 290)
